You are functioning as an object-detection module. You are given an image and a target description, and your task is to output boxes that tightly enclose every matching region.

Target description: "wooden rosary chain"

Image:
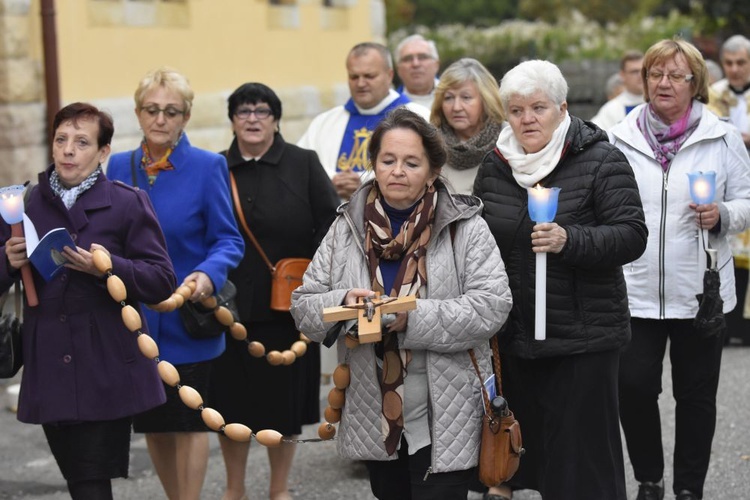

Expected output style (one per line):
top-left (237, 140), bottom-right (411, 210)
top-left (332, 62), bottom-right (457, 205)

top-left (147, 282), bottom-right (310, 366)
top-left (92, 249), bottom-right (337, 445)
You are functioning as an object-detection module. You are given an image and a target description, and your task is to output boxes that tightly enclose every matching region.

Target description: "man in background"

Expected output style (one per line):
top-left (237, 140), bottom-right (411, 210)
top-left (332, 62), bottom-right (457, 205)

top-left (708, 34), bottom-right (750, 346)
top-left (591, 50), bottom-right (644, 130)
top-left (298, 42), bottom-right (429, 200)
top-left (394, 34), bottom-right (441, 109)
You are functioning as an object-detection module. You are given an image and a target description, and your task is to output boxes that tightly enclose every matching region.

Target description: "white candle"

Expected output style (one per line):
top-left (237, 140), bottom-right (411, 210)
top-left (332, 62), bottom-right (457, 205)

top-left (535, 252), bottom-right (547, 341)
top-left (527, 185), bottom-right (561, 342)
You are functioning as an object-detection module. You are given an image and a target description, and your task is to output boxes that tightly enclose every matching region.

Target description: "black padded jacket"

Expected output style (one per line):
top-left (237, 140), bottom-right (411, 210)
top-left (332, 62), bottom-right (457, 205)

top-left (474, 116), bottom-right (648, 359)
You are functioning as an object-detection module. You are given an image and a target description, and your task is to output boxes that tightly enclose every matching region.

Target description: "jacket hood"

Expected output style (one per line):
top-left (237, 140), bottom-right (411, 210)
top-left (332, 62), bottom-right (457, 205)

top-left (566, 115), bottom-right (610, 156)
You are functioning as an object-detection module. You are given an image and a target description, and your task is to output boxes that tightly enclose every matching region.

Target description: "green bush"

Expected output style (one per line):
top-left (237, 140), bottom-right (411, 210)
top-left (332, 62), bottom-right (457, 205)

top-left (389, 9), bottom-right (700, 72)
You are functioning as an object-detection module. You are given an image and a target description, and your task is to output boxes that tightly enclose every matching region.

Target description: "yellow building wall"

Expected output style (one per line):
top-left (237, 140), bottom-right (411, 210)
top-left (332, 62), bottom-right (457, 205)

top-left (28, 0), bottom-right (380, 103)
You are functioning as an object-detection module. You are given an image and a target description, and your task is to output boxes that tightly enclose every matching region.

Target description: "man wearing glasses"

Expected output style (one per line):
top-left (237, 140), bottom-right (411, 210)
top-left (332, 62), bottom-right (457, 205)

top-left (394, 34), bottom-right (441, 109)
top-left (591, 50), bottom-right (645, 131)
top-left (298, 42), bottom-right (429, 200)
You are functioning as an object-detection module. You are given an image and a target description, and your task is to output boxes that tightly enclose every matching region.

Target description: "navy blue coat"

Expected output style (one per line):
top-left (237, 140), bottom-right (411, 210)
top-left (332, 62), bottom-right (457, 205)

top-left (0, 167), bottom-right (176, 424)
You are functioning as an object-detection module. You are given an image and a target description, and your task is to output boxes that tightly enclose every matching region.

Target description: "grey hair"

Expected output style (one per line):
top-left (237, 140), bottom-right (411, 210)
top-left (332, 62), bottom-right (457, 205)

top-left (721, 35), bottom-right (750, 59)
top-left (705, 59), bottom-right (724, 83)
top-left (350, 42), bottom-right (393, 70)
top-left (395, 34), bottom-right (439, 62)
top-left (499, 60), bottom-right (568, 109)
top-left (606, 72), bottom-right (624, 96)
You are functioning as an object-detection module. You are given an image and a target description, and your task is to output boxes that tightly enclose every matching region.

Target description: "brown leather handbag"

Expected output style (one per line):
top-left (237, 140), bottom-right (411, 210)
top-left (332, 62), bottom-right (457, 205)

top-left (229, 172), bottom-right (310, 312)
top-left (469, 336), bottom-right (525, 487)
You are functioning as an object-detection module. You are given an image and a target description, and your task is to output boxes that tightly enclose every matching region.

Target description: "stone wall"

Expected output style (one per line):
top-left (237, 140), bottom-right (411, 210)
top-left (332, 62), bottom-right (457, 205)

top-left (0, 0), bottom-right (46, 186)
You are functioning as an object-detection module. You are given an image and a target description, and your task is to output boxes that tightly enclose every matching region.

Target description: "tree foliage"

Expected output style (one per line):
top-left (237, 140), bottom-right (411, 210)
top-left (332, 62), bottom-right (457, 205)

top-left (409, 0), bottom-right (517, 28)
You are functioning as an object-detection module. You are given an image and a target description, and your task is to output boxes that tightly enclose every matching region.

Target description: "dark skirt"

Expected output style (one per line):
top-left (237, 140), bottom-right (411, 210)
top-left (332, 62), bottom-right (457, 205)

top-left (43, 417), bottom-right (132, 482)
top-left (132, 361), bottom-right (211, 433)
top-left (208, 313), bottom-right (320, 436)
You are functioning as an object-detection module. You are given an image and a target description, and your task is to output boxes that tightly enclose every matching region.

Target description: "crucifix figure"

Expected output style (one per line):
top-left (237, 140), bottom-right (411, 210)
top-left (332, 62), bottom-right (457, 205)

top-left (323, 295), bottom-right (417, 344)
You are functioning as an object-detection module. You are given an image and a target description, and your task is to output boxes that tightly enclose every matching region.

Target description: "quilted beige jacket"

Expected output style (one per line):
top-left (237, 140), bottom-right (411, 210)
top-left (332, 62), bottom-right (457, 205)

top-left (291, 180), bottom-right (512, 472)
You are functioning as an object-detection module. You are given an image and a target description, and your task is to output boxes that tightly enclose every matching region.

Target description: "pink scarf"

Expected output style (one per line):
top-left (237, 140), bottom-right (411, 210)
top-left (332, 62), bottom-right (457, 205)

top-left (637, 101), bottom-right (702, 171)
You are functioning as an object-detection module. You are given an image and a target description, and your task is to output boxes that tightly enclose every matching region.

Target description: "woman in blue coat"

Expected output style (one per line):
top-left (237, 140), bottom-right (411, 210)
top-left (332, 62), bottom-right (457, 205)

top-left (107, 67), bottom-right (244, 500)
top-left (0, 102), bottom-right (176, 499)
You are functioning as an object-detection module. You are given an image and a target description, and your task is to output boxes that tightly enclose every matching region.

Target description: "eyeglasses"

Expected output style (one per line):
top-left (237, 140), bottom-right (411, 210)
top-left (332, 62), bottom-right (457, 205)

top-left (646, 71), bottom-right (695, 84)
top-left (141, 106), bottom-right (185, 119)
top-left (234, 107), bottom-right (273, 120)
top-left (399, 53), bottom-right (433, 64)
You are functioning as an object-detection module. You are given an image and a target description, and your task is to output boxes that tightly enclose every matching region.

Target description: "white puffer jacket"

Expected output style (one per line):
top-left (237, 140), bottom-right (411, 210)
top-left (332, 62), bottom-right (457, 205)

top-left (291, 181), bottom-right (512, 472)
top-left (610, 102), bottom-right (750, 319)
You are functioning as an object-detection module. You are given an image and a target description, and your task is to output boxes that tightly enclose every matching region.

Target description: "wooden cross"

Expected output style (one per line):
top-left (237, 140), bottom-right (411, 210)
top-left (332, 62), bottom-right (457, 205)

top-left (323, 295), bottom-right (417, 344)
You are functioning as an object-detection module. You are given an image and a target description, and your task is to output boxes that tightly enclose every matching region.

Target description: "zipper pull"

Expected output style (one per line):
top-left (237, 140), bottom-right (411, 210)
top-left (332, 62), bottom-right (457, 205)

top-left (422, 466), bottom-right (433, 481)
top-left (663, 171), bottom-right (668, 191)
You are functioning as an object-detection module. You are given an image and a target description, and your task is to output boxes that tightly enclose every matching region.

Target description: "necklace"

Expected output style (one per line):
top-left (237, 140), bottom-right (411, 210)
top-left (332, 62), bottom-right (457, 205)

top-left (93, 249), bottom-right (339, 445)
top-left (148, 282), bottom-right (310, 366)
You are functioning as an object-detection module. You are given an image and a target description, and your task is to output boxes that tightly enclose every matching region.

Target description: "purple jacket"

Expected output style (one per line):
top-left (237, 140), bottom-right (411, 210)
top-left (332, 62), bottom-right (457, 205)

top-left (0, 167), bottom-right (176, 424)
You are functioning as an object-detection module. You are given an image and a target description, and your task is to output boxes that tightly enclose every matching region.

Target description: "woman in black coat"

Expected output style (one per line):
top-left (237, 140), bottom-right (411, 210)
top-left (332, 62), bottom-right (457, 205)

top-left (208, 83), bottom-right (339, 500)
top-left (474, 60), bottom-right (647, 500)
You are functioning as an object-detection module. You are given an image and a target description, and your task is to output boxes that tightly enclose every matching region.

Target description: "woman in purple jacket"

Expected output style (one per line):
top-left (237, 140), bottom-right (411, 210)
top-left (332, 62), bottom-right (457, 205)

top-left (0, 102), bottom-right (176, 499)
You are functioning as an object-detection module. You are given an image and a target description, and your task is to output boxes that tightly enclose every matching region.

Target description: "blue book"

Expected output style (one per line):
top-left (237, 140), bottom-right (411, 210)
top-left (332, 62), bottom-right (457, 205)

top-left (22, 215), bottom-right (76, 282)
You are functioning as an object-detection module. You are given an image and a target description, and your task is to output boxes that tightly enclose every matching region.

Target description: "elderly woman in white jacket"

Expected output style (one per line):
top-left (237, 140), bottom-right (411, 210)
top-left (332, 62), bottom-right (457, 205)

top-left (291, 108), bottom-right (512, 500)
top-left (610, 39), bottom-right (750, 500)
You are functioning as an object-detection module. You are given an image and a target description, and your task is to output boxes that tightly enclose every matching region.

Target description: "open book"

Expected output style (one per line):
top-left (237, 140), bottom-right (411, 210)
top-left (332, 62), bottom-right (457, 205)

top-left (22, 215), bottom-right (76, 282)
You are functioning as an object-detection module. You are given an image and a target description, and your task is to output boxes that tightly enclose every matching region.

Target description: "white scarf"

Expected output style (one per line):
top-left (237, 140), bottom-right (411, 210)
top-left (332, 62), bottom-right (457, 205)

top-left (496, 112), bottom-right (571, 188)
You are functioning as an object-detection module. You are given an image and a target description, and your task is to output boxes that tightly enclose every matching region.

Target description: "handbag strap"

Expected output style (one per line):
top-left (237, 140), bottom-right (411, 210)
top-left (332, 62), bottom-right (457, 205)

top-left (228, 171), bottom-right (275, 274)
top-left (130, 150), bottom-right (139, 188)
top-left (468, 336), bottom-right (503, 416)
top-left (13, 281), bottom-right (20, 318)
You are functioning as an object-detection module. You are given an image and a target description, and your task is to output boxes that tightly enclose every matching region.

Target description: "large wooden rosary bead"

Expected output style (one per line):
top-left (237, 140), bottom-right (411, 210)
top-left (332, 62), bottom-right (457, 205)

top-left (229, 322), bottom-right (247, 341)
top-left (224, 423), bottom-right (252, 442)
top-left (248, 341), bottom-right (265, 358)
top-left (327, 387), bottom-right (345, 410)
top-left (157, 360), bottom-right (180, 387)
top-left (149, 297), bottom-right (176, 313)
top-left (318, 422), bottom-right (336, 440)
top-left (200, 295), bottom-right (218, 309)
top-left (281, 350), bottom-right (296, 365)
top-left (92, 249), bottom-right (112, 274)
top-left (266, 350), bottom-right (283, 366)
top-left (137, 333), bottom-right (159, 359)
top-left (171, 293), bottom-right (185, 308)
top-left (106, 275), bottom-right (127, 303)
top-left (256, 429), bottom-right (283, 448)
top-left (290, 340), bottom-right (307, 357)
top-left (214, 306), bottom-right (235, 326)
top-left (333, 364), bottom-right (350, 390)
top-left (201, 407), bottom-right (225, 431)
top-left (121, 305), bottom-right (142, 332)
top-left (178, 385), bottom-right (203, 410)
top-left (324, 405), bottom-right (341, 424)
top-left (175, 285), bottom-right (193, 301)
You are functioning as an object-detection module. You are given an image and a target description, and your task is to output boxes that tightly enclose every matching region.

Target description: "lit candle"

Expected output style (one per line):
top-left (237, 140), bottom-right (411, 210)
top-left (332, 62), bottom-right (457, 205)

top-left (0, 185), bottom-right (26, 224)
top-left (688, 171), bottom-right (716, 205)
top-left (527, 185), bottom-right (561, 341)
top-left (0, 184), bottom-right (38, 306)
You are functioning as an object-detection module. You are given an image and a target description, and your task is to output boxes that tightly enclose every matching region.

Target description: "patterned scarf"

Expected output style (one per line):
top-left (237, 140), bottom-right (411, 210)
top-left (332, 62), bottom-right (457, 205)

top-left (363, 182), bottom-right (437, 455)
top-left (140, 132), bottom-right (183, 185)
top-left (49, 166), bottom-right (102, 209)
top-left (637, 101), bottom-right (702, 172)
top-left (441, 119), bottom-right (503, 171)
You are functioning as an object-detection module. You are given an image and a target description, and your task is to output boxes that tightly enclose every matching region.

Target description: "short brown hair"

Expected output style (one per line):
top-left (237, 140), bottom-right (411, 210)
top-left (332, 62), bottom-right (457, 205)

top-left (52, 102), bottom-right (114, 148)
top-left (368, 107), bottom-right (446, 174)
